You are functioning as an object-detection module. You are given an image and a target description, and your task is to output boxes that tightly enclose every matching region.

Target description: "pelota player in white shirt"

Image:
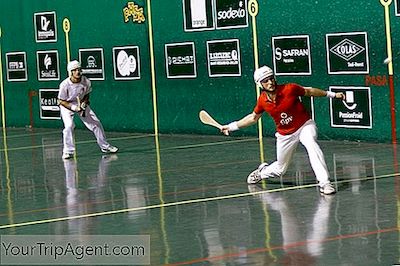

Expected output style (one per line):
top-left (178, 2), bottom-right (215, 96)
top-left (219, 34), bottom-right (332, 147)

top-left (58, 60), bottom-right (118, 159)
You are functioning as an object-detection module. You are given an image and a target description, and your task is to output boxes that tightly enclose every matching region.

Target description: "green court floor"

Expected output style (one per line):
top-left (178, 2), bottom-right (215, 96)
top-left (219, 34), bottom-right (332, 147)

top-left (0, 128), bottom-right (399, 265)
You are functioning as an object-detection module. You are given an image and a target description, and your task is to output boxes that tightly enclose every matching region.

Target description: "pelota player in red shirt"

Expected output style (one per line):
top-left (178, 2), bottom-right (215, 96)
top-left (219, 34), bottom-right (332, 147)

top-left (221, 66), bottom-right (345, 195)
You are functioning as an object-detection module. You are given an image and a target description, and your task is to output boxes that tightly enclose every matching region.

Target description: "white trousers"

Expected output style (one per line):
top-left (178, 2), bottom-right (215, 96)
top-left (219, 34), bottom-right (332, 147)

top-left (60, 105), bottom-right (110, 154)
top-left (260, 119), bottom-right (330, 186)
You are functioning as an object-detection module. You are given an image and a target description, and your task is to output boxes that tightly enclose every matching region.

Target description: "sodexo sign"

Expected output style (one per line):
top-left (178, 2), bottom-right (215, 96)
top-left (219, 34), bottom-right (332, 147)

top-left (215, 0), bottom-right (248, 29)
top-left (217, 6), bottom-right (246, 20)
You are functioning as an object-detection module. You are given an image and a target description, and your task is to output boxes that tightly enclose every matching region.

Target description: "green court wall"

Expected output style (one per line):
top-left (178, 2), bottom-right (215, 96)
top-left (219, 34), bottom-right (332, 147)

top-left (0, 0), bottom-right (399, 142)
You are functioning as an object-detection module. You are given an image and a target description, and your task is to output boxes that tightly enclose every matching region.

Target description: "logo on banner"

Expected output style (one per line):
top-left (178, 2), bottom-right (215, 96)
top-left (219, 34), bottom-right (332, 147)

top-left (37, 50), bottom-right (59, 81)
top-left (117, 50), bottom-right (137, 76)
top-left (6, 52), bottom-right (28, 81)
top-left (41, 16), bottom-right (50, 31)
top-left (209, 50), bottom-right (239, 65)
top-left (167, 56), bottom-right (194, 65)
top-left (342, 91), bottom-right (357, 110)
top-left (272, 35), bottom-right (311, 75)
top-left (183, 0), bottom-right (215, 31)
top-left (113, 46), bottom-right (140, 80)
top-left (44, 54), bottom-right (52, 69)
top-left (207, 39), bottom-right (241, 77)
top-left (330, 86), bottom-right (372, 129)
top-left (123, 2), bottom-right (145, 23)
top-left (39, 89), bottom-right (60, 120)
top-left (326, 32), bottom-right (369, 74)
top-left (215, 0), bottom-right (248, 29)
top-left (34, 11), bottom-right (57, 42)
top-left (330, 39), bottom-right (365, 62)
top-left (79, 48), bottom-right (105, 80)
top-left (165, 42), bottom-right (196, 78)
top-left (191, 0), bottom-right (207, 27)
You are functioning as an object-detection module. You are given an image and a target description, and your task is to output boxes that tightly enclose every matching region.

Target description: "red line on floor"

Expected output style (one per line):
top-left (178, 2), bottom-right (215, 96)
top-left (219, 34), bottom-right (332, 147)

top-left (165, 226), bottom-right (399, 265)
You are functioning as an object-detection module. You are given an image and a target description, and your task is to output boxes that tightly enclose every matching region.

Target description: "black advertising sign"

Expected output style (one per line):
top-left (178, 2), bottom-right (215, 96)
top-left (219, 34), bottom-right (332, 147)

top-left (330, 86), bottom-right (372, 129)
top-left (207, 39), bottom-right (241, 77)
top-left (272, 35), bottom-right (312, 76)
top-left (215, 0), bottom-right (248, 29)
top-left (6, 52), bottom-right (28, 81)
top-left (113, 46), bottom-right (140, 80)
top-left (36, 50), bottom-right (60, 81)
top-left (39, 89), bottom-right (60, 120)
top-left (34, 11), bottom-right (57, 42)
top-left (326, 32), bottom-right (369, 74)
top-left (165, 42), bottom-right (196, 78)
top-left (79, 48), bottom-right (105, 80)
top-left (183, 0), bottom-right (214, 31)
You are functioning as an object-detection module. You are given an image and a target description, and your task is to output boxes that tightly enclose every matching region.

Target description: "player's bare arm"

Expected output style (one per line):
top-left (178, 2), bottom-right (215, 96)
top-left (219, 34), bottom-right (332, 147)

top-left (237, 112), bottom-right (262, 128)
top-left (304, 87), bottom-right (345, 100)
top-left (221, 112), bottom-right (262, 135)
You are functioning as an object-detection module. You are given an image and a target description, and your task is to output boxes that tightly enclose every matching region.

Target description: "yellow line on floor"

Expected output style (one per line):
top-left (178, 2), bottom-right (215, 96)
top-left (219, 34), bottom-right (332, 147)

top-left (1, 172), bottom-right (398, 229)
top-left (0, 135), bottom-right (257, 152)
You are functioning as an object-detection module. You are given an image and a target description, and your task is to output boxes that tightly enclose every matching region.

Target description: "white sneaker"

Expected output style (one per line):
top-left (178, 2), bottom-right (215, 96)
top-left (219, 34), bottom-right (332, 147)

top-left (101, 146), bottom-right (118, 153)
top-left (247, 163), bottom-right (268, 184)
top-left (62, 153), bottom-right (74, 159)
top-left (319, 183), bottom-right (336, 195)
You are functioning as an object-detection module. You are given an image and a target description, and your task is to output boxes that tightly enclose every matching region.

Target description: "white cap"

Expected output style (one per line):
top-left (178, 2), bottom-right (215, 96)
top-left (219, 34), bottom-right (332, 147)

top-left (253, 65), bottom-right (274, 86)
top-left (67, 60), bottom-right (81, 75)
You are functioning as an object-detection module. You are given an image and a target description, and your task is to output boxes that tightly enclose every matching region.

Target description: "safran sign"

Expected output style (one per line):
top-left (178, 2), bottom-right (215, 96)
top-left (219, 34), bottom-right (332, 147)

top-left (272, 35), bottom-right (311, 76)
top-left (207, 39), bottom-right (241, 77)
top-left (329, 86), bottom-right (372, 129)
top-left (183, 0), bottom-right (215, 31)
top-left (326, 32), bottom-right (369, 74)
top-left (215, 0), bottom-right (248, 29)
top-left (113, 46), bottom-right (140, 80)
top-left (165, 42), bottom-right (196, 78)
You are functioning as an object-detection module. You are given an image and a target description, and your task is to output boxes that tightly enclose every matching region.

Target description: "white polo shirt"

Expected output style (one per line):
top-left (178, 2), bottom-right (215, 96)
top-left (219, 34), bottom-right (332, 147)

top-left (58, 76), bottom-right (92, 105)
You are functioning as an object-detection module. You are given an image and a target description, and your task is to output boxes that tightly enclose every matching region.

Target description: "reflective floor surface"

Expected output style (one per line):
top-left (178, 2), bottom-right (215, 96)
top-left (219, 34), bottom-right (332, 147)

top-left (0, 128), bottom-right (399, 265)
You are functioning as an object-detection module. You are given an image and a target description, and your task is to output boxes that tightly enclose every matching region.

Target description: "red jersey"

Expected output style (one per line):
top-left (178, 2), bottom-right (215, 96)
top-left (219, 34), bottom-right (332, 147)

top-left (253, 83), bottom-right (311, 135)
